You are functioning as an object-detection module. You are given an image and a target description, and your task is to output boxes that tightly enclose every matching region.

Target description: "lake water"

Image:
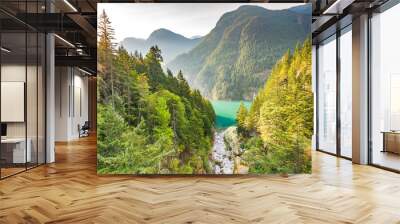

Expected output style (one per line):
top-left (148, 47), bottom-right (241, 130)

top-left (210, 100), bottom-right (251, 174)
top-left (211, 100), bottom-right (251, 129)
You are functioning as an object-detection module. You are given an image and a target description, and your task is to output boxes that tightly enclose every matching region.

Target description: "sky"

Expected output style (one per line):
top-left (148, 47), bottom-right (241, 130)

top-left (98, 3), bottom-right (304, 42)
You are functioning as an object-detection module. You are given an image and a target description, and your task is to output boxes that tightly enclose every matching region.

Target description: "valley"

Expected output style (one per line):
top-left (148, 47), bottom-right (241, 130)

top-left (121, 5), bottom-right (311, 101)
top-left (210, 100), bottom-right (251, 174)
top-left (99, 4), bottom-right (313, 175)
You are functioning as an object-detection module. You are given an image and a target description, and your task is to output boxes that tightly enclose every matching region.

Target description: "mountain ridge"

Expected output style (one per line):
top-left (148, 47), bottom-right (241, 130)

top-left (167, 5), bottom-right (311, 100)
top-left (120, 28), bottom-right (202, 63)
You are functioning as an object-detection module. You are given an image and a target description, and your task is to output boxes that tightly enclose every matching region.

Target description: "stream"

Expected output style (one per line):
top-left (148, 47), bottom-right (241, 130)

top-left (210, 100), bottom-right (251, 174)
top-left (211, 130), bottom-right (234, 174)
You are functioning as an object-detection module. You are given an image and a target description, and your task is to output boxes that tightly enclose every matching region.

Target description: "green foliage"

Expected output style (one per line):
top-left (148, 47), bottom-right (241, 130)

top-left (97, 10), bottom-right (115, 106)
top-left (97, 11), bottom-right (215, 174)
top-left (239, 38), bottom-right (313, 174)
top-left (236, 102), bottom-right (248, 136)
top-left (97, 104), bottom-right (127, 157)
top-left (98, 9), bottom-right (312, 175)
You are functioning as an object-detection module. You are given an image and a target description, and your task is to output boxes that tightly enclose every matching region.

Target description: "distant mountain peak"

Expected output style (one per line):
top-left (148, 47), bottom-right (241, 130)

top-left (148, 28), bottom-right (186, 41)
top-left (237, 5), bottom-right (270, 11)
top-left (190, 35), bottom-right (203, 40)
top-left (149, 28), bottom-right (173, 36)
top-left (153, 28), bottom-right (170, 33)
top-left (121, 28), bottom-right (202, 63)
top-left (122, 37), bottom-right (145, 42)
top-left (216, 5), bottom-right (271, 28)
top-left (288, 4), bottom-right (312, 15)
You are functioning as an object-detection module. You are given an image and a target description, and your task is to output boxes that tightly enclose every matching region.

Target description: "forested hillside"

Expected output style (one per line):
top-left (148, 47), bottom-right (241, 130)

top-left (236, 38), bottom-right (313, 174)
top-left (120, 28), bottom-right (202, 63)
top-left (167, 5), bottom-right (311, 100)
top-left (97, 11), bottom-right (215, 174)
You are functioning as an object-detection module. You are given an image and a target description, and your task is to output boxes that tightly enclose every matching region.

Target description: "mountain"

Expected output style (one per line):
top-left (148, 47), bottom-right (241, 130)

top-left (288, 4), bottom-right (312, 15)
top-left (167, 5), bottom-right (311, 100)
top-left (120, 28), bottom-right (202, 63)
top-left (190, 35), bottom-right (203, 39)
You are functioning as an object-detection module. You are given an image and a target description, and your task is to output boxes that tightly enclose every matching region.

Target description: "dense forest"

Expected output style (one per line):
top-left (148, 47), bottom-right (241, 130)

top-left (97, 11), bottom-right (215, 174)
top-left (97, 7), bottom-right (312, 175)
top-left (235, 38), bottom-right (313, 174)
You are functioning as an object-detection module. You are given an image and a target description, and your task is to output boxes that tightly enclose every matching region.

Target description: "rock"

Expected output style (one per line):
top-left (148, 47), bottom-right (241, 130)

top-left (223, 127), bottom-right (242, 156)
top-left (236, 164), bottom-right (249, 174)
top-left (211, 127), bottom-right (250, 174)
top-left (159, 168), bottom-right (170, 174)
top-left (233, 156), bottom-right (249, 174)
top-left (220, 127), bottom-right (250, 174)
top-left (211, 131), bottom-right (234, 174)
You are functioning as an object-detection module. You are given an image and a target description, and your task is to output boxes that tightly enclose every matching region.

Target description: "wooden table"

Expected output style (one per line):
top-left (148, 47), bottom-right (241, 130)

top-left (381, 131), bottom-right (400, 154)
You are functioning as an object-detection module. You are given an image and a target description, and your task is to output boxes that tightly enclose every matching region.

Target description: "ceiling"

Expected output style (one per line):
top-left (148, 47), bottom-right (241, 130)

top-left (311, 0), bottom-right (391, 43)
top-left (0, 0), bottom-right (98, 74)
top-left (1, 0), bottom-right (393, 73)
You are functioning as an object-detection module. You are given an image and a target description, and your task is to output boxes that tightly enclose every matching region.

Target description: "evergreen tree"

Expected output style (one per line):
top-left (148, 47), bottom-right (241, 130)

top-left (97, 9), bottom-right (310, 175)
top-left (97, 9), bottom-right (116, 105)
top-left (97, 21), bottom-right (215, 174)
top-left (236, 102), bottom-right (248, 136)
top-left (98, 10), bottom-right (115, 60)
top-left (241, 38), bottom-right (312, 174)
top-left (177, 70), bottom-right (191, 97)
top-left (167, 69), bottom-right (174, 78)
top-left (144, 45), bottom-right (165, 90)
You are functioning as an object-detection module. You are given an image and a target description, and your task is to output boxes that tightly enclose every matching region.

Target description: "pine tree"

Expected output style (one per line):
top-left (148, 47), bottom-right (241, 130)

top-left (236, 102), bottom-right (248, 136)
top-left (144, 45), bottom-right (165, 90)
top-left (98, 37), bottom-right (216, 174)
top-left (167, 69), bottom-right (174, 78)
top-left (97, 9), bottom-right (116, 105)
top-left (98, 10), bottom-right (115, 60)
top-left (177, 70), bottom-right (191, 97)
top-left (242, 38), bottom-right (313, 174)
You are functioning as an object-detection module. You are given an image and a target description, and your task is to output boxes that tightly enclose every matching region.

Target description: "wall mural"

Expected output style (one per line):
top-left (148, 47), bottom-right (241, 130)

top-left (97, 3), bottom-right (313, 174)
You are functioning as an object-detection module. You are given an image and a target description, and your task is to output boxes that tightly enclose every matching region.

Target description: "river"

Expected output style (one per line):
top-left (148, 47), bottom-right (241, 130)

top-left (211, 100), bottom-right (251, 130)
top-left (210, 100), bottom-right (251, 174)
top-left (211, 130), bottom-right (233, 174)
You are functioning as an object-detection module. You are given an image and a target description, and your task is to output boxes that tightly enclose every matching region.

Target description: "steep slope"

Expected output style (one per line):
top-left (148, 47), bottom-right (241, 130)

top-left (120, 28), bottom-right (202, 63)
top-left (167, 5), bottom-right (311, 100)
top-left (288, 4), bottom-right (312, 15)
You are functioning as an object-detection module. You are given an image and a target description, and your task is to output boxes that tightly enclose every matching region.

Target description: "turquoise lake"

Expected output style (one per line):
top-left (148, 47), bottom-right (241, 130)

top-left (211, 100), bottom-right (251, 129)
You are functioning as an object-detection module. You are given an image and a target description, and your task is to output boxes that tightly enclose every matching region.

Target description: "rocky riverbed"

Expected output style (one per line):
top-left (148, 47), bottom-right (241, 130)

top-left (211, 127), bottom-right (248, 174)
top-left (212, 130), bottom-right (233, 174)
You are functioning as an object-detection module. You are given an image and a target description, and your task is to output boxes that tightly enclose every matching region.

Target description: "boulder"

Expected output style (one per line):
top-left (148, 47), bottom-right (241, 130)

top-left (223, 127), bottom-right (243, 156)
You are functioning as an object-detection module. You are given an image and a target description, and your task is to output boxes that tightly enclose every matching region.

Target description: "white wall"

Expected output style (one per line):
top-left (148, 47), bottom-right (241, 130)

top-left (1, 65), bottom-right (39, 138)
top-left (72, 72), bottom-right (89, 138)
top-left (1, 63), bottom-right (46, 164)
top-left (55, 67), bottom-right (70, 141)
top-left (55, 67), bottom-right (89, 141)
top-left (1, 65), bottom-right (26, 140)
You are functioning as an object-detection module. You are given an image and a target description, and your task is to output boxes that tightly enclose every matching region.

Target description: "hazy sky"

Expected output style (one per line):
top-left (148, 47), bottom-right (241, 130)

top-left (98, 3), bottom-right (304, 42)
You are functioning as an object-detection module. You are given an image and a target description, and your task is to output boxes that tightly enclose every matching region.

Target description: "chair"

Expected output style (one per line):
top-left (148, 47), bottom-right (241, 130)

top-left (79, 121), bottom-right (90, 138)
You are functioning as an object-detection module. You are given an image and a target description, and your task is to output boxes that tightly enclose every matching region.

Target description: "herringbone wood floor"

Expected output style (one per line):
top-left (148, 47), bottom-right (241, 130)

top-left (1, 136), bottom-right (400, 224)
